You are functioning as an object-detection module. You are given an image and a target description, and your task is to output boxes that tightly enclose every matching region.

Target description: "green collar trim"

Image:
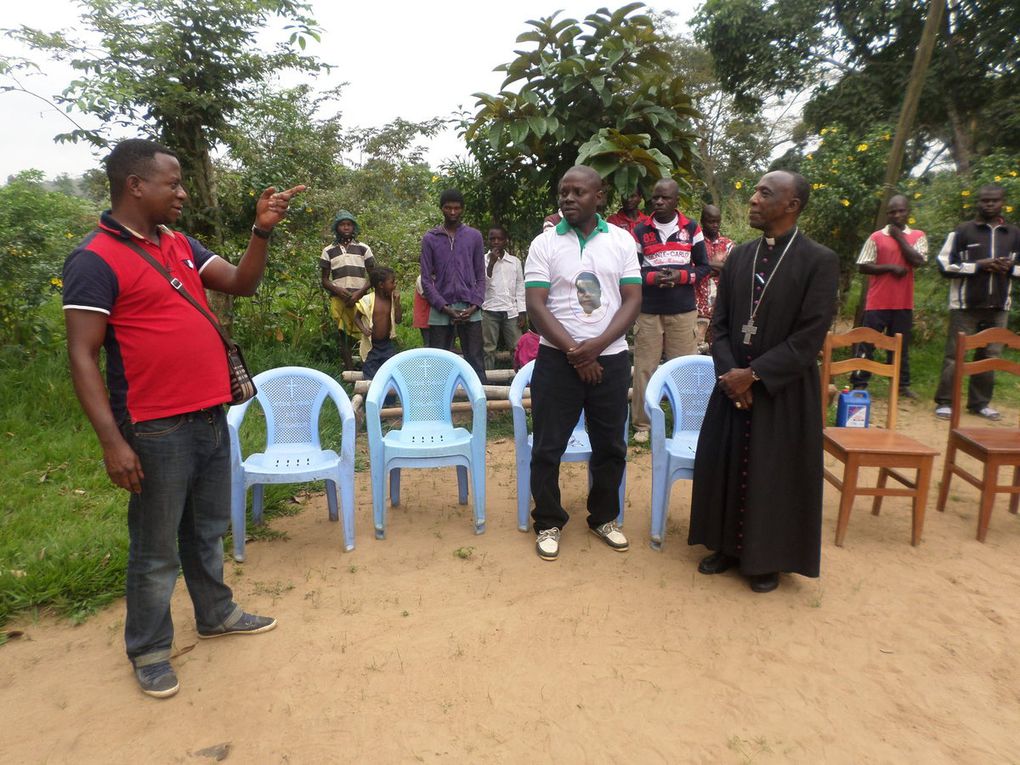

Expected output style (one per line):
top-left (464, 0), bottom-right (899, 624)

top-left (555, 214), bottom-right (609, 253)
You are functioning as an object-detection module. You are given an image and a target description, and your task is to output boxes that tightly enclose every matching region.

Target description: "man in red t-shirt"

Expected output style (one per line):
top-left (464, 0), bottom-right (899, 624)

top-left (606, 188), bottom-right (651, 234)
top-left (850, 194), bottom-right (927, 397)
top-left (63, 139), bottom-right (304, 699)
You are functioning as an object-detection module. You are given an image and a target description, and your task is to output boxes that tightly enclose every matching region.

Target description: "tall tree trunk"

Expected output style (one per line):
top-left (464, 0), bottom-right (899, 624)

top-left (944, 100), bottom-right (974, 175)
top-left (164, 121), bottom-right (234, 330)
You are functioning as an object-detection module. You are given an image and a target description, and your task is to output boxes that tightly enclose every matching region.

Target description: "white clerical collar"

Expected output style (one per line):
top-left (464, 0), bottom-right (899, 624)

top-left (764, 227), bottom-right (797, 248)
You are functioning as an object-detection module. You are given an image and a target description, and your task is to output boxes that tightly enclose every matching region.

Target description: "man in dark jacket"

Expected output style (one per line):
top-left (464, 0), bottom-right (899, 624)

top-left (420, 189), bottom-right (488, 383)
top-left (933, 184), bottom-right (1020, 421)
top-left (630, 178), bottom-right (710, 443)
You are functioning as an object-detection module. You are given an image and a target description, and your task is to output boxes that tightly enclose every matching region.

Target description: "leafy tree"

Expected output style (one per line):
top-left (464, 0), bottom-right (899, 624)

top-left (695, 0), bottom-right (1020, 173)
top-left (0, 171), bottom-right (99, 346)
top-left (10, 0), bottom-right (326, 244)
top-left (464, 3), bottom-right (699, 208)
top-left (215, 95), bottom-right (441, 353)
top-left (663, 40), bottom-right (794, 206)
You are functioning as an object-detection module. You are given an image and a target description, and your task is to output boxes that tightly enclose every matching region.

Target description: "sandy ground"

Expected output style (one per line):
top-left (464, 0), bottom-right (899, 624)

top-left (2, 402), bottom-right (1019, 764)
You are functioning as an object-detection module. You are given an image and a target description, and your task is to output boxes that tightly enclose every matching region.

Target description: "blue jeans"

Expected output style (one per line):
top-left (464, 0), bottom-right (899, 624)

top-left (123, 407), bottom-right (240, 667)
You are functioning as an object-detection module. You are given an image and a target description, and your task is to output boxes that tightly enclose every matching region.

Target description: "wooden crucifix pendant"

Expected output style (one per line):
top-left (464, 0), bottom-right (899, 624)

top-left (741, 319), bottom-right (758, 345)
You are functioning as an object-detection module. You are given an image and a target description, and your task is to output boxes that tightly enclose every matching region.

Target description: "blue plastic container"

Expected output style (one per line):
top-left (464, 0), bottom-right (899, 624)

top-left (836, 389), bottom-right (871, 428)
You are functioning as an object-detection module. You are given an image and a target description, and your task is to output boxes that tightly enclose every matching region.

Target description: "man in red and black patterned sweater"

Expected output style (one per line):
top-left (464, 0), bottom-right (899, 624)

top-left (629, 178), bottom-right (710, 443)
top-left (63, 138), bottom-right (304, 699)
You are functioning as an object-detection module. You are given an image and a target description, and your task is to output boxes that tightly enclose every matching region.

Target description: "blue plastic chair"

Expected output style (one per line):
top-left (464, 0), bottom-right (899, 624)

top-left (365, 348), bottom-right (486, 539)
top-left (509, 359), bottom-right (627, 533)
top-left (644, 355), bottom-right (715, 550)
top-left (227, 366), bottom-right (356, 562)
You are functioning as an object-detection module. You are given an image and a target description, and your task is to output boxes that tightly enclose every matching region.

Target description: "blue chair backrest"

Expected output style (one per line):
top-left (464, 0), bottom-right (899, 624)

top-left (367, 348), bottom-right (485, 428)
top-left (509, 359), bottom-right (586, 436)
top-left (654, 356), bottom-right (715, 436)
top-left (243, 367), bottom-right (352, 449)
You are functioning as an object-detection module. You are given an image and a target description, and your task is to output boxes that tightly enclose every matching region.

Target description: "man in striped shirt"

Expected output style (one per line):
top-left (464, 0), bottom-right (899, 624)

top-left (320, 210), bottom-right (376, 370)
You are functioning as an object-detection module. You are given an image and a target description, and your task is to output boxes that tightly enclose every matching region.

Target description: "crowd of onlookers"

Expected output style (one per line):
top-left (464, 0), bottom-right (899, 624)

top-left (321, 181), bottom-right (1020, 425)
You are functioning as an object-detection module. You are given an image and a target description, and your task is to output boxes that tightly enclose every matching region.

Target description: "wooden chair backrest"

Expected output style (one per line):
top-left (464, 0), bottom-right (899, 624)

top-left (949, 328), bottom-right (1020, 429)
top-left (820, 327), bottom-right (902, 430)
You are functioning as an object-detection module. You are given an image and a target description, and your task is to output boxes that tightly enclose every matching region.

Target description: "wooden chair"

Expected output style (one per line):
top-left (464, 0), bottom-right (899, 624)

top-left (821, 328), bottom-right (939, 546)
top-left (934, 328), bottom-right (1020, 541)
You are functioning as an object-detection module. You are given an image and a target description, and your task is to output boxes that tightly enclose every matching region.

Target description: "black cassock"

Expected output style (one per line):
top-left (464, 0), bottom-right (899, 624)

top-left (689, 227), bottom-right (839, 577)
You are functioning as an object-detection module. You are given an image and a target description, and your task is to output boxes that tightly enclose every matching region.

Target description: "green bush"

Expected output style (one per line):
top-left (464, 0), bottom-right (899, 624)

top-left (0, 171), bottom-right (99, 347)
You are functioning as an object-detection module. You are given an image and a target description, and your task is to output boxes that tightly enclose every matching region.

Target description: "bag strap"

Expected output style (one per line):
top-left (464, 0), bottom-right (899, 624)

top-left (108, 231), bottom-right (234, 351)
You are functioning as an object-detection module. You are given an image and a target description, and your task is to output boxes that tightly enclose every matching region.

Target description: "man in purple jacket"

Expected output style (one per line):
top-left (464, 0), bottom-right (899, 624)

top-left (420, 189), bottom-right (488, 383)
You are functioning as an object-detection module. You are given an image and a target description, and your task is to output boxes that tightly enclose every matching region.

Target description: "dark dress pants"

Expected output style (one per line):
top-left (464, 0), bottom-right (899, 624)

top-left (850, 309), bottom-right (913, 389)
top-left (530, 345), bottom-right (630, 532)
top-left (428, 320), bottom-right (488, 385)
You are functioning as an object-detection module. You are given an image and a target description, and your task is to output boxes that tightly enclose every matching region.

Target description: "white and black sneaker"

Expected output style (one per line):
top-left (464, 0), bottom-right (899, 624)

top-left (590, 521), bottom-right (629, 552)
top-left (536, 528), bottom-right (561, 561)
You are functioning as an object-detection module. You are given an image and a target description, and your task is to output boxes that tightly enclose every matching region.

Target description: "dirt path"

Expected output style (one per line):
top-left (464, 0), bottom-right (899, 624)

top-left (2, 405), bottom-right (1019, 763)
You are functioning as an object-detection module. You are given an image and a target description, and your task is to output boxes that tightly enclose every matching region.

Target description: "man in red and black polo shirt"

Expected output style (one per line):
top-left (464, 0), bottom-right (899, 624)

top-left (630, 178), bottom-right (710, 443)
top-left (63, 138), bottom-right (304, 699)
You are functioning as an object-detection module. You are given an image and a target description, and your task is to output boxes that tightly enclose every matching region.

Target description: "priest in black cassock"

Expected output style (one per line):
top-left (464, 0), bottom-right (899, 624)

top-left (689, 170), bottom-right (839, 593)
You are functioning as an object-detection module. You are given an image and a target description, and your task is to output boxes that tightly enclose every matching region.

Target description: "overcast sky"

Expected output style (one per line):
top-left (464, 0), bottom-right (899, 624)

top-left (2, 0), bottom-right (700, 181)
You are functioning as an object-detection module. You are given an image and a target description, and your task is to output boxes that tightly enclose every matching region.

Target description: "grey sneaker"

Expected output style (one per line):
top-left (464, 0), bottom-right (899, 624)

top-left (633, 430), bottom-right (649, 444)
top-left (198, 612), bottom-right (277, 639)
top-left (536, 528), bottom-right (560, 560)
top-left (934, 406), bottom-right (952, 420)
top-left (970, 406), bottom-right (1001, 421)
top-left (135, 661), bottom-right (179, 698)
top-left (590, 521), bottom-right (629, 551)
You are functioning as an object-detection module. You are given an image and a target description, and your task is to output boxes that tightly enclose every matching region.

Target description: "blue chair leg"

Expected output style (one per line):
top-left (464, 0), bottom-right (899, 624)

top-left (471, 461), bottom-right (485, 534)
top-left (325, 480), bottom-right (339, 522)
top-left (230, 477), bottom-right (247, 562)
top-left (373, 465), bottom-right (387, 540)
top-left (457, 465), bottom-right (468, 505)
top-left (390, 468), bottom-right (401, 507)
top-left (516, 451), bottom-right (531, 532)
top-left (339, 467), bottom-right (356, 552)
top-left (649, 471), bottom-right (668, 550)
top-left (252, 484), bottom-right (265, 525)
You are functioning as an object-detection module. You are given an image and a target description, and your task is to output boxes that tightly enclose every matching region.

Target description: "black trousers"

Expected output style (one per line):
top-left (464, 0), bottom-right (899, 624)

top-left (428, 320), bottom-right (488, 385)
top-left (530, 345), bottom-right (630, 532)
top-left (850, 309), bottom-right (913, 389)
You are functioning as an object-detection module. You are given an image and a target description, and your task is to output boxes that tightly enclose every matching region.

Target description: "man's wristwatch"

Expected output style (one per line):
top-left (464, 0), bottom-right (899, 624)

top-left (251, 225), bottom-right (273, 240)
top-left (750, 368), bottom-right (761, 382)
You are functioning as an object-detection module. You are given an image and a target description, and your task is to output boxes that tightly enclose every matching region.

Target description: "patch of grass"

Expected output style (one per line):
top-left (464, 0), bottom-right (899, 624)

top-left (453, 546), bottom-right (475, 560)
top-left (0, 341), bottom-right (313, 630)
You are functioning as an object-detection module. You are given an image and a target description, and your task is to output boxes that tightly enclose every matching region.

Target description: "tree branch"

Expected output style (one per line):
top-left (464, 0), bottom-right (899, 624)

top-left (1, 74), bottom-right (95, 136)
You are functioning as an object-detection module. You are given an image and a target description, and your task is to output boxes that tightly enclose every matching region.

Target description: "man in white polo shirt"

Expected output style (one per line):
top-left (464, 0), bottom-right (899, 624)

top-left (524, 166), bottom-right (643, 561)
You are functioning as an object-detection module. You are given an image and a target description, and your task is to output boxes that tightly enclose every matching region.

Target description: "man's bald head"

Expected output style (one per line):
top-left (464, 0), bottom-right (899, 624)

top-left (886, 193), bottom-right (910, 229)
top-left (750, 170), bottom-right (811, 233)
top-left (701, 204), bottom-right (722, 239)
top-left (561, 165), bottom-right (603, 190)
top-left (558, 166), bottom-right (605, 230)
top-left (653, 178), bottom-right (679, 197)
